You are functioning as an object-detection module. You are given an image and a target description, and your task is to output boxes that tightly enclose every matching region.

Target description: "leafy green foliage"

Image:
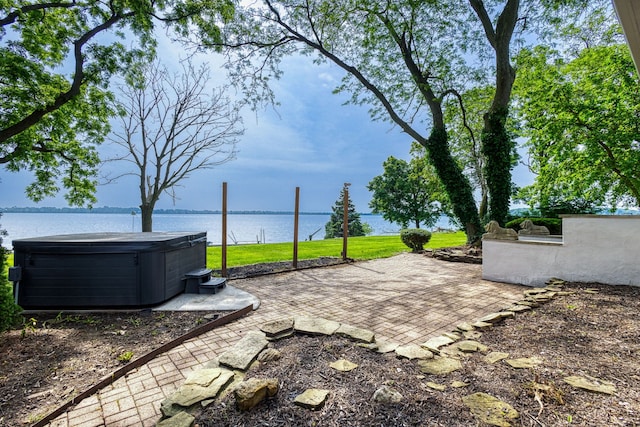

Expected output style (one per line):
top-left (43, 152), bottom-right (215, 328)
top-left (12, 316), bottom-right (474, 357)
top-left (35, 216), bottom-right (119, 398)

top-left (514, 43), bottom-right (640, 209)
top-left (505, 217), bottom-right (562, 235)
top-left (0, 0), bottom-right (234, 205)
top-left (221, 0), bottom-right (484, 241)
top-left (324, 188), bottom-right (366, 239)
top-left (0, 215), bottom-right (21, 333)
top-left (367, 144), bottom-right (443, 229)
top-left (400, 228), bottom-right (432, 252)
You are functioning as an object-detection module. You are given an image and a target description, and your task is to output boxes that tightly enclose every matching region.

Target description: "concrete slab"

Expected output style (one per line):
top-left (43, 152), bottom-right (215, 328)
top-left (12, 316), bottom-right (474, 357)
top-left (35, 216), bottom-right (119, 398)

top-left (153, 285), bottom-right (260, 311)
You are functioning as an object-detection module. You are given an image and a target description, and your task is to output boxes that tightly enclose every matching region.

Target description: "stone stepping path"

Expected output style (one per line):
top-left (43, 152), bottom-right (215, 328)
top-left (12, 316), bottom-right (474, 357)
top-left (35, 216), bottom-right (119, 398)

top-left (156, 278), bottom-right (620, 427)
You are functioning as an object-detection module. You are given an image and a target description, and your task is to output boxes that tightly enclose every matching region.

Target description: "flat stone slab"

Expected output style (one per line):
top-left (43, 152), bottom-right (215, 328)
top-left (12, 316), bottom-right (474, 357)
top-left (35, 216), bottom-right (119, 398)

top-left (564, 375), bottom-right (616, 395)
top-left (184, 368), bottom-right (223, 387)
top-left (260, 318), bottom-right (294, 337)
top-left (374, 340), bottom-right (399, 354)
top-left (426, 381), bottom-right (446, 391)
top-left (456, 322), bottom-right (475, 332)
top-left (484, 352), bottom-right (510, 364)
top-left (477, 311), bottom-right (515, 323)
top-left (395, 344), bottom-right (433, 360)
top-left (417, 357), bottom-right (462, 375)
top-left (505, 357), bottom-right (542, 369)
top-left (456, 340), bottom-right (488, 353)
top-left (329, 359), bottom-right (358, 372)
top-left (471, 321), bottom-right (493, 329)
top-left (218, 330), bottom-right (268, 371)
top-left (335, 323), bottom-right (375, 343)
top-left (294, 389), bottom-right (330, 410)
top-left (167, 369), bottom-right (234, 408)
top-left (507, 304), bottom-right (532, 313)
top-left (422, 336), bottom-right (455, 352)
top-left (462, 392), bottom-right (519, 427)
top-left (294, 316), bottom-right (341, 336)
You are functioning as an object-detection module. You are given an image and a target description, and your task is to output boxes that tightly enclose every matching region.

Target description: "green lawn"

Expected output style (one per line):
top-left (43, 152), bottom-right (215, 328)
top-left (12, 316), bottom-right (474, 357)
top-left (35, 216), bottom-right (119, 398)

top-left (206, 232), bottom-right (466, 269)
top-left (3, 232), bottom-right (466, 270)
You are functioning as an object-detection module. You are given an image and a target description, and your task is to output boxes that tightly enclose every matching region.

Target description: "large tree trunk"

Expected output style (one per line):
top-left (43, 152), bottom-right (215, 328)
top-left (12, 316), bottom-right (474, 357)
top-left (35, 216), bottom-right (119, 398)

top-left (481, 107), bottom-right (513, 225)
top-left (421, 127), bottom-right (482, 243)
top-left (471, 0), bottom-right (518, 225)
top-left (140, 203), bottom-right (154, 232)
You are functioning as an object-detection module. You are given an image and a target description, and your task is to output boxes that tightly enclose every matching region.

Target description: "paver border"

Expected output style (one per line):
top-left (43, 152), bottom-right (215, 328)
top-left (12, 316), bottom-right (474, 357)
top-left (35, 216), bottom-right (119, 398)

top-left (31, 304), bottom-right (253, 427)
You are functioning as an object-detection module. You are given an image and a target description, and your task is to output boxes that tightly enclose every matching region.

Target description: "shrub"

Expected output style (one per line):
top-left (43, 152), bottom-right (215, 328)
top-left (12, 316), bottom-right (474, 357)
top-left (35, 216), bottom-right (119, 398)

top-left (400, 228), bottom-right (432, 252)
top-left (505, 217), bottom-right (562, 235)
top-left (1, 222), bottom-right (21, 332)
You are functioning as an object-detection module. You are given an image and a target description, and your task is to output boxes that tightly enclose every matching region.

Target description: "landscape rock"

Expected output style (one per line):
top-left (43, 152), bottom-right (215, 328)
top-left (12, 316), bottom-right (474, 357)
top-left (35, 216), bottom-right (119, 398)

top-left (156, 411), bottom-right (195, 427)
top-left (505, 357), bottom-right (542, 369)
top-left (484, 352), bottom-right (510, 364)
top-left (294, 389), bottom-right (330, 410)
top-left (371, 385), bottom-right (403, 404)
top-left (260, 318), bottom-right (294, 339)
top-left (417, 357), bottom-right (462, 375)
top-left (477, 311), bottom-right (515, 324)
top-left (218, 331), bottom-right (268, 371)
top-left (422, 335), bottom-right (455, 353)
top-left (335, 323), bottom-right (375, 343)
top-left (462, 392), bottom-right (519, 427)
top-left (183, 368), bottom-right (223, 387)
top-left (329, 359), bottom-right (358, 372)
top-left (294, 316), bottom-right (341, 336)
top-left (456, 322), bottom-right (475, 332)
top-left (374, 340), bottom-right (399, 353)
top-left (168, 369), bottom-right (235, 408)
top-left (456, 340), bottom-right (488, 353)
top-left (257, 348), bottom-right (281, 363)
top-left (451, 381), bottom-right (469, 388)
top-left (426, 382), bottom-right (446, 391)
top-left (234, 378), bottom-right (279, 411)
top-left (564, 375), bottom-right (616, 395)
top-left (471, 321), bottom-right (493, 329)
top-left (395, 344), bottom-right (433, 360)
top-left (462, 330), bottom-right (483, 340)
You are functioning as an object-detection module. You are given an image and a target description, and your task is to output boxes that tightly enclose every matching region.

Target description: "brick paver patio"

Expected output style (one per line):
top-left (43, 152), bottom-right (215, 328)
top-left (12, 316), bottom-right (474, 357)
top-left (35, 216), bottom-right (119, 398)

top-left (48, 253), bottom-right (525, 426)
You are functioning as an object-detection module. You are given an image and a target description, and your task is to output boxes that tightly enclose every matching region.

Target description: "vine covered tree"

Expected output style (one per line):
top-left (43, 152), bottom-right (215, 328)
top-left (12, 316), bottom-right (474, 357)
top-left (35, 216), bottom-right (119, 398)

top-left (0, 0), bottom-right (234, 206)
top-left (368, 144), bottom-right (443, 229)
top-left (108, 59), bottom-right (242, 232)
top-left (324, 187), bottom-right (366, 239)
top-left (220, 0), bottom-right (483, 243)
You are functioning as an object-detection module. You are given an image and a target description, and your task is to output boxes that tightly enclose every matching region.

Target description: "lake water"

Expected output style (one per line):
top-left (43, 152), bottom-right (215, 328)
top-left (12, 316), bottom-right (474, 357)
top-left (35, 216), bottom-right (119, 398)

top-left (0, 212), bottom-right (455, 248)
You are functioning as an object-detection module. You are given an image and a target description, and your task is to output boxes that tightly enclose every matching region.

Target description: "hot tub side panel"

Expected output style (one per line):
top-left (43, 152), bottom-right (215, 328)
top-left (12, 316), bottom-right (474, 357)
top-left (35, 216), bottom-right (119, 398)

top-left (14, 251), bottom-right (140, 308)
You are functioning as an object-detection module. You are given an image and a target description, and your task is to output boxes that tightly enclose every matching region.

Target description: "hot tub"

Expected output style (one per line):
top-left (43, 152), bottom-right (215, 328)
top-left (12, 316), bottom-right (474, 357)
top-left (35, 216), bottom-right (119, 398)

top-left (12, 232), bottom-right (207, 309)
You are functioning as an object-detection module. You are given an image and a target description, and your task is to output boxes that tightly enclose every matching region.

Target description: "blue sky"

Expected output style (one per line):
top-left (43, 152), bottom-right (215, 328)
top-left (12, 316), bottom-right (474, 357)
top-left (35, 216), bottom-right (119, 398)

top-left (0, 36), bottom-right (534, 213)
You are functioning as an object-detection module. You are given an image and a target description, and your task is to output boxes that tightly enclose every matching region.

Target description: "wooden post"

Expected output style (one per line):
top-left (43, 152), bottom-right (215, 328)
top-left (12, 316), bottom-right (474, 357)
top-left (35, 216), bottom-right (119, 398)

top-left (342, 183), bottom-right (350, 260)
top-left (293, 186), bottom-right (300, 269)
top-left (221, 182), bottom-right (228, 277)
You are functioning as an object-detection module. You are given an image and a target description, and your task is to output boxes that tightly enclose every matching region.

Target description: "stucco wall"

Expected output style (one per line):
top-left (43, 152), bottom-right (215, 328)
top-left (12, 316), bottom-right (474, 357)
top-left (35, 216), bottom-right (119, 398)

top-left (482, 215), bottom-right (640, 287)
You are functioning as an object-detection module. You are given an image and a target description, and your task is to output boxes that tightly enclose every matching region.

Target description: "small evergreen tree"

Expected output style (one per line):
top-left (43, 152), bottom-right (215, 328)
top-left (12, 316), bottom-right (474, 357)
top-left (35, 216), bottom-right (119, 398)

top-left (324, 187), bottom-right (366, 238)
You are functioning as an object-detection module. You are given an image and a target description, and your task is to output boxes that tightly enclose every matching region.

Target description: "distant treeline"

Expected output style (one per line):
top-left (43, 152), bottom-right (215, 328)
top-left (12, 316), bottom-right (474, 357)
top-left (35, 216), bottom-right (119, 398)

top-left (0, 206), bottom-right (339, 215)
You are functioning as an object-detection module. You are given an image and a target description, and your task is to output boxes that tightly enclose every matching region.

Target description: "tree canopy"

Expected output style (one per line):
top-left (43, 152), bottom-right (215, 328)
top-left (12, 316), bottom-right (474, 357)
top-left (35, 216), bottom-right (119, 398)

top-left (514, 43), bottom-right (640, 209)
top-left (0, 0), bottom-right (234, 205)
top-left (367, 144), bottom-right (443, 229)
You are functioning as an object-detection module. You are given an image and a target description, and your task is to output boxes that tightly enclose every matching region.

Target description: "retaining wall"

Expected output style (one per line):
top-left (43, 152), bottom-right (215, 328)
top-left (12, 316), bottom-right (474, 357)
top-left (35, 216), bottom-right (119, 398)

top-left (482, 215), bottom-right (640, 287)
